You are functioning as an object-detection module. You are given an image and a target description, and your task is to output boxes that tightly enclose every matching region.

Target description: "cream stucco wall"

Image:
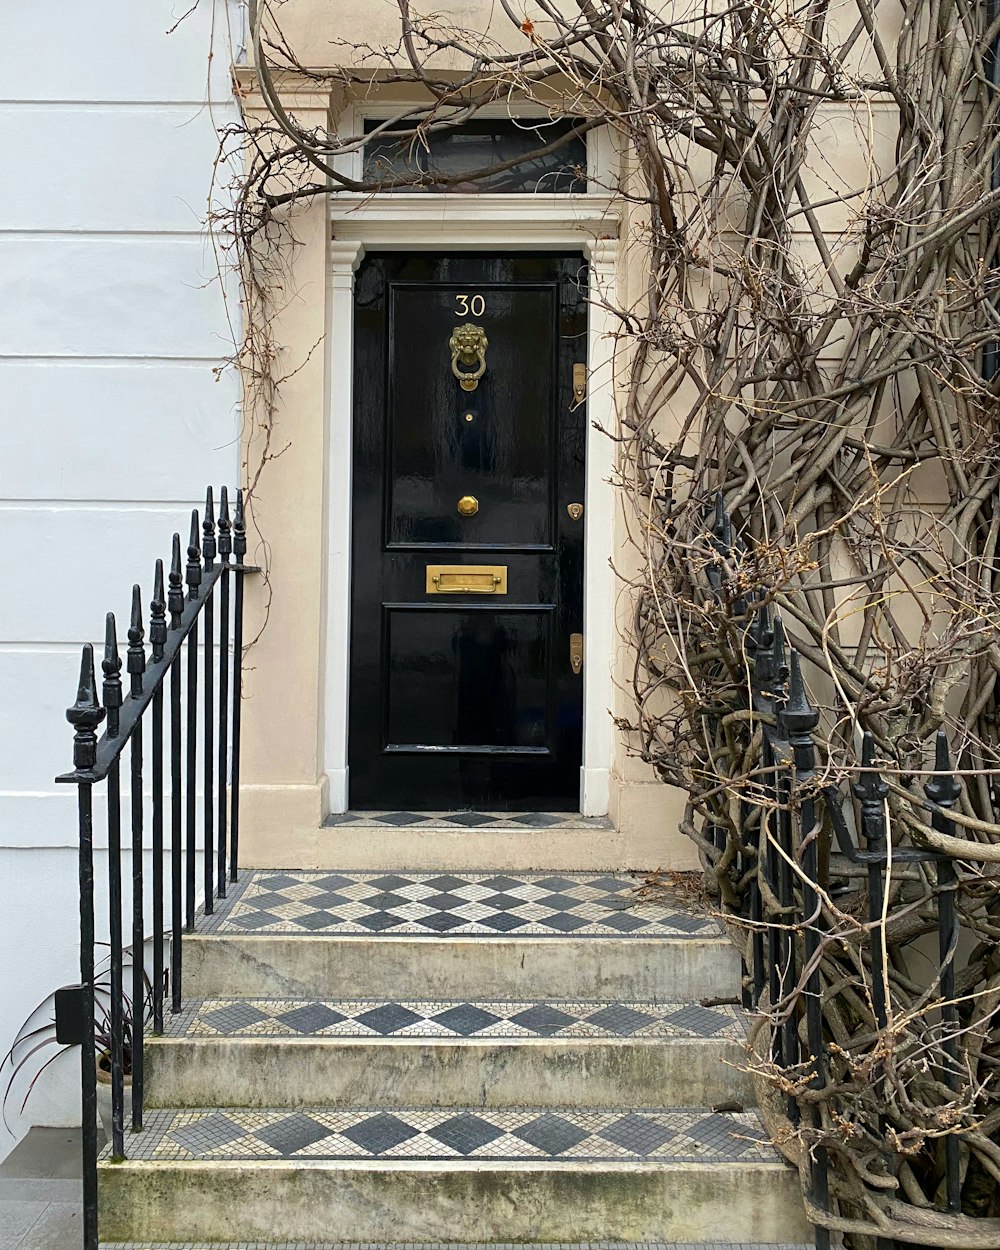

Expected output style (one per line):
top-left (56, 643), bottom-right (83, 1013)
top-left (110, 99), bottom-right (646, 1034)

top-left (233, 0), bottom-right (912, 871)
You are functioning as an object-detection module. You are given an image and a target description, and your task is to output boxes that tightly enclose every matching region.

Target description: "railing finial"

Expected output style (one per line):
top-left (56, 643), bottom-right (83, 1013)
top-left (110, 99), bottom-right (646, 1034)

top-left (203, 487), bottom-right (217, 570)
top-left (925, 728), bottom-right (962, 813)
top-left (168, 534), bottom-right (184, 629)
top-left (234, 488), bottom-right (247, 563)
top-left (853, 730), bottom-right (888, 852)
top-left (218, 486), bottom-right (232, 562)
top-left (127, 584), bottom-right (145, 698)
top-left (103, 612), bottom-right (122, 740)
top-left (771, 613), bottom-right (789, 696)
top-left (67, 643), bottom-right (106, 770)
top-left (186, 509), bottom-right (202, 600)
top-left (150, 559), bottom-right (166, 662)
top-left (782, 649), bottom-right (819, 735)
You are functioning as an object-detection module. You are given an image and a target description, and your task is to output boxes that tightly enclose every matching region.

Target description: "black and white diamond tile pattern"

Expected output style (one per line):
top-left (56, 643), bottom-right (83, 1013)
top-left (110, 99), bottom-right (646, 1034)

top-left (166, 996), bottom-right (745, 1040)
top-left (323, 810), bottom-right (615, 830)
top-left (202, 870), bottom-right (716, 937)
top-left (115, 1106), bottom-right (777, 1163)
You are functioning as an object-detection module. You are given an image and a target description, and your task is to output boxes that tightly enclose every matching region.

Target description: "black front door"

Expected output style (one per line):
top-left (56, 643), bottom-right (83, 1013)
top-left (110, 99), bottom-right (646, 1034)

top-left (348, 253), bottom-right (587, 810)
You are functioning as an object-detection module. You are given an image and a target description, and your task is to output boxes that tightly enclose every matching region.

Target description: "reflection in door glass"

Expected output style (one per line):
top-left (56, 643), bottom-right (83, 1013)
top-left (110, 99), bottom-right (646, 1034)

top-left (362, 119), bottom-right (587, 193)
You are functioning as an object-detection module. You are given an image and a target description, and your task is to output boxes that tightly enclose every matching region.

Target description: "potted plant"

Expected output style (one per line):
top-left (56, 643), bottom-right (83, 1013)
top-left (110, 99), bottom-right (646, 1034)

top-left (2, 947), bottom-right (157, 1143)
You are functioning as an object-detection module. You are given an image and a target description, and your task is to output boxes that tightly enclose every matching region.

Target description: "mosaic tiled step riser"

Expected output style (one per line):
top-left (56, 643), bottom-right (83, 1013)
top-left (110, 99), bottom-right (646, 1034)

top-left (166, 997), bottom-right (745, 1040)
top-left (204, 870), bottom-right (717, 938)
top-left (323, 811), bottom-right (615, 830)
top-left (113, 1107), bottom-right (776, 1164)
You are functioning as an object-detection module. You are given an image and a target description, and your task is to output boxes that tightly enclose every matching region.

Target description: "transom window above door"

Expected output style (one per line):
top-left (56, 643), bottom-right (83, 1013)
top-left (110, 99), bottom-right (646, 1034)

top-left (361, 118), bottom-right (588, 194)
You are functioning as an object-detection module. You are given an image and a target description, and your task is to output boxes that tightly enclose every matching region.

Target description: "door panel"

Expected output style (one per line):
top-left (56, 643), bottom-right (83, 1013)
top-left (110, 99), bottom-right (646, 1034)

top-left (349, 253), bottom-right (587, 810)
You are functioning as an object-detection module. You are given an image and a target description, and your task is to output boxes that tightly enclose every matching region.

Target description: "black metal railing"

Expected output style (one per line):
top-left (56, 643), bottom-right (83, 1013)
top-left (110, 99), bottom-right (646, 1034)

top-left (709, 497), bottom-right (966, 1250)
top-left (55, 487), bottom-right (251, 1250)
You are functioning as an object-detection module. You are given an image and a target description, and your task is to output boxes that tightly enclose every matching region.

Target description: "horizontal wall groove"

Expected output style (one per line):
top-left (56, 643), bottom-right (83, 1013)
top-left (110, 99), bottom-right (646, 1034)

top-left (0, 499), bottom-right (206, 510)
top-left (0, 354), bottom-right (229, 364)
top-left (0, 229), bottom-right (219, 240)
top-left (0, 99), bottom-right (234, 108)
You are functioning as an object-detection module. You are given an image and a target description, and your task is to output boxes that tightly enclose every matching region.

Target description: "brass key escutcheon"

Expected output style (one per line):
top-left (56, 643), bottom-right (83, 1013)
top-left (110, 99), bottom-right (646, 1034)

top-left (570, 632), bottom-right (584, 674)
top-left (567, 502), bottom-right (584, 522)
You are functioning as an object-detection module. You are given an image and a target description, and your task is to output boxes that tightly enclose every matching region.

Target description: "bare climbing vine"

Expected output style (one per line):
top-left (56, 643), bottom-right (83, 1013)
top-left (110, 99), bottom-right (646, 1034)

top-left (211, 0), bottom-right (1000, 1242)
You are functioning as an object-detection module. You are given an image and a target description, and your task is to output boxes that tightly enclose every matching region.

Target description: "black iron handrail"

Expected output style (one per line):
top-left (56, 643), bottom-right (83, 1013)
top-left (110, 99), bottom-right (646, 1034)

top-left (709, 495), bottom-right (967, 1250)
top-left (55, 487), bottom-right (252, 1250)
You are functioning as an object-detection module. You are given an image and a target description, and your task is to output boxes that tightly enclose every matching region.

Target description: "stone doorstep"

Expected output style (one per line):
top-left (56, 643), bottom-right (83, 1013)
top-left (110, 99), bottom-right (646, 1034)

top-left (96, 1157), bottom-right (813, 1245)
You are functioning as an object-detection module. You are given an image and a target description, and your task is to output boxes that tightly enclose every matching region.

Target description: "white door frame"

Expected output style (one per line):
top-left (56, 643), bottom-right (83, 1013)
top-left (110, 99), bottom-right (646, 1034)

top-left (321, 190), bottom-right (620, 817)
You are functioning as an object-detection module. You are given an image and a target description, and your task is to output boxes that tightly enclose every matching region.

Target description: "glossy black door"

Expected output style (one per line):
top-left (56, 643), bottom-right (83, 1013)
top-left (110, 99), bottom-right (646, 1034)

top-left (349, 253), bottom-right (587, 810)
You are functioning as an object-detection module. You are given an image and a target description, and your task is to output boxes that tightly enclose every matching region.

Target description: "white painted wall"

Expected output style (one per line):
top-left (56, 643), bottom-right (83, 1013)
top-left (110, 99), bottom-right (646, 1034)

top-left (0, 0), bottom-right (243, 1160)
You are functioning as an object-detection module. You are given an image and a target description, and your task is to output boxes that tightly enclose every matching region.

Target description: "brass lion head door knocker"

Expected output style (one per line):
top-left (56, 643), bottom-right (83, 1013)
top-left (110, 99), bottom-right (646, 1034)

top-left (449, 323), bottom-right (488, 392)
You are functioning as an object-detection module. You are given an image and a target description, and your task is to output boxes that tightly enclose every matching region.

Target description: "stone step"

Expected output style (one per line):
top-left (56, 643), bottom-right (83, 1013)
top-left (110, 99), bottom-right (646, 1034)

top-left (97, 1106), bottom-right (810, 1245)
top-left (186, 870), bottom-right (739, 1001)
top-left (146, 997), bottom-right (751, 1108)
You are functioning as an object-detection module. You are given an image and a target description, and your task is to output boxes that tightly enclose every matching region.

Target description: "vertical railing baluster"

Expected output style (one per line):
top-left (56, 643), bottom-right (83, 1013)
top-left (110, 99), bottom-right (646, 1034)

top-left (126, 586), bottom-right (145, 1131)
top-left (202, 489), bottom-right (216, 914)
top-left (925, 730), bottom-right (963, 1215)
top-left (745, 599), bottom-right (766, 1006)
top-left (786, 651), bottom-right (829, 1250)
top-left (217, 488), bottom-right (231, 897)
top-left (230, 488), bottom-right (246, 881)
top-left (185, 510), bottom-right (201, 930)
top-left (753, 605), bottom-right (784, 1065)
top-left (854, 731), bottom-right (893, 1250)
top-left (102, 613), bottom-right (125, 1160)
top-left (168, 535), bottom-right (184, 1011)
top-left (67, 645), bottom-right (104, 1250)
top-left (150, 561), bottom-right (166, 1034)
top-left (771, 616), bottom-right (798, 1098)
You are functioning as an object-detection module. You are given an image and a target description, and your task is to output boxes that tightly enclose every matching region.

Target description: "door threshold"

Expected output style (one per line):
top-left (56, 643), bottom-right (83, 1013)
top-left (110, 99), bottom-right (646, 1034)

top-left (323, 811), bottom-right (613, 831)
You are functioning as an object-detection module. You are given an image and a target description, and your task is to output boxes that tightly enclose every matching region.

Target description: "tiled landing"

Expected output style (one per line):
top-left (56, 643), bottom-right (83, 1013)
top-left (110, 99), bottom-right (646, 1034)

top-left (203, 870), bottom-right (715, 937)
top-left (165, 997), bottom-right (745, 1040)
top-left (323, 811), bottom-right (614, 830)
top-left (106, 1106), bottom-right (777, 1163)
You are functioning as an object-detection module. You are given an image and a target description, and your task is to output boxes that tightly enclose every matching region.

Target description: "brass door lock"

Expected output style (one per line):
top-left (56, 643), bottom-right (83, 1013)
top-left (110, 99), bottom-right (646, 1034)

top-left (450, 323), bottom-right (488, 392)
top-left (570, 632), bottom-right (584, 674)
top-left (567, 503), bottom-right (584, 522)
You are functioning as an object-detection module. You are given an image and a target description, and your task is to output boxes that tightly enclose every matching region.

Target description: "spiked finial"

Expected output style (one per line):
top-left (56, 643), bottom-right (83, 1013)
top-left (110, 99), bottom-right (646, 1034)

top-left (713, 492), bottom-right (726, 540)
top-left (186, 509), bottom-right (202, 600)
top-left (127, 584), bottom-right (145, 698)
top-left (102, 613), bottom-right (122, 739)
top-left (168, 533), bottom-right (184, 629)
top-left (854, 731), bottom-right (889, 852)
top-left (203, 487), bottom-right (217, 569)
top-left (925, 729), bottom-right (962, 812)
top-left (782, 650), bottom-right (819, 735)
top-left (752, 602), bottom-right (773, 688)
top-left (771, 613), bottom-right (789, 693)
top-left (150, 559), bottom-right (167, 662)
top-left (218, 486), bottom-right (232, 562)
top-left (67, 644), bottom-right (106, 770)
top-left (234, 489), bottom-right (246, 563)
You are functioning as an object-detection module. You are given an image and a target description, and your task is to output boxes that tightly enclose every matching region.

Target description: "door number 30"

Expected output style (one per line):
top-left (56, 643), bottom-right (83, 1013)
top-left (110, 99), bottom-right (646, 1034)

top-left (455, 294), bottom-right (486, 317)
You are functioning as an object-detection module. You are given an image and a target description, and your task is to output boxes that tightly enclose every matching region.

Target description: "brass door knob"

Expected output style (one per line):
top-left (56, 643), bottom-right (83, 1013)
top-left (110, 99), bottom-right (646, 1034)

top-left (457, 495), bottom-right (479, 516)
